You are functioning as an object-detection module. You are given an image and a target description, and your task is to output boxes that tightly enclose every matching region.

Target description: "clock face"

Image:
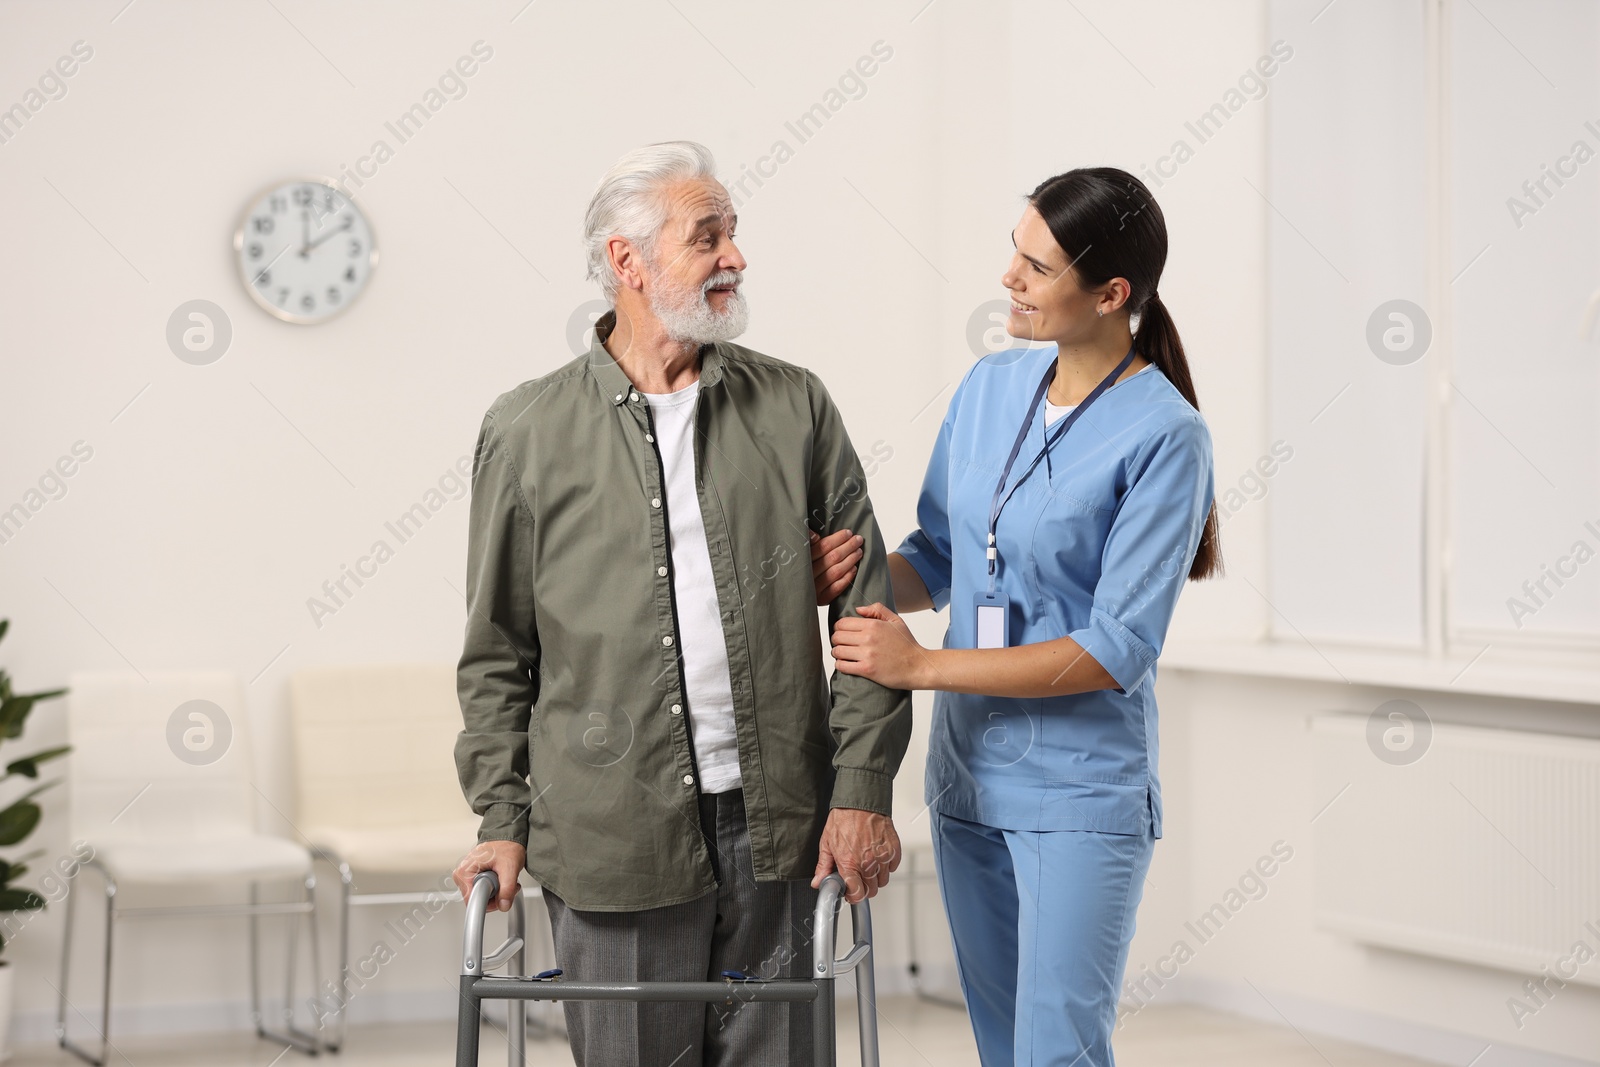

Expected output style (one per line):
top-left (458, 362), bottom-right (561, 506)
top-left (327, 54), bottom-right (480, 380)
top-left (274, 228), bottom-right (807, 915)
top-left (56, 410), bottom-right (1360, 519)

top-left (233, 177), bottom-right (376, 324)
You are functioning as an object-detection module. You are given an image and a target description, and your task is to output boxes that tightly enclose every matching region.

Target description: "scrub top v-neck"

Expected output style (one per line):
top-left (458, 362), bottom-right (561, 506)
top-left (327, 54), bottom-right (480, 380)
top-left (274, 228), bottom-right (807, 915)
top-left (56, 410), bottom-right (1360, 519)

top-left (896, 347), bottom-right (1214, 836)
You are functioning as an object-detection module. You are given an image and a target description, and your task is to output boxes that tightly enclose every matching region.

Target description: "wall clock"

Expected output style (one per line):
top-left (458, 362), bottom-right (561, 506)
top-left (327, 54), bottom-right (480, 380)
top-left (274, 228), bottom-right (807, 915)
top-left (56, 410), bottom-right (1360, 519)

top-left (233, 177), bottom-right (377, 324)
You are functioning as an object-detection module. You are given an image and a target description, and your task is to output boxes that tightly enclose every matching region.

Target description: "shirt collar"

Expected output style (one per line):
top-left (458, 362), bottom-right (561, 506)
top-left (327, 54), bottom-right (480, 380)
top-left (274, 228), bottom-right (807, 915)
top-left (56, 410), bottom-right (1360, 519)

top-left (587, 309), bottom-right (726, 406)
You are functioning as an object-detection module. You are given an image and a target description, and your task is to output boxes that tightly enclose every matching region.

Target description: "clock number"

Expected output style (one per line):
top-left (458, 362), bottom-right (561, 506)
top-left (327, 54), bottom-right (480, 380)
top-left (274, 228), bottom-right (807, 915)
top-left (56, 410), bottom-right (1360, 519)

top-left (326, 286), bottom-right (341, 305)
top-left (269, 195), bottom-right (286, 213)
top-left (300, 293), bottom-right (315, 312)
top-left (254, 269), bottom-right (271, 287)
top-left (294, 186), bottom-right (314, 207)
top-left (252, 216), bottom-right (274, 234)
top-left (309, 199), bottom-right (339, 230)
top-left (348, 238), bottom-right (361, 258)
top-left (277, 288), bottom-right (289, 306)
top-left (248, 242), bottom-right (262, 260)
top-left (344, 266), bottom-right (356, 283)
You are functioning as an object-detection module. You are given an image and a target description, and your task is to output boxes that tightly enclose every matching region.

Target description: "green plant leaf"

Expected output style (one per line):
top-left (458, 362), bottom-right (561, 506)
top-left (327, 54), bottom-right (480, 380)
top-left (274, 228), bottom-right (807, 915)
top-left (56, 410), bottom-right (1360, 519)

top-left (0, 888), bottom-right (45, 911)
top-left (0, 697), bottom-right (31, 738)
top-left (5, 746), bottom-right (70, 779)
top-left (0, 793), bottom-right (53, 851)
top-left (0, 801), bottom-right (42, 848)
top-left (0, 619), bottom-right (8, 645)
top-left (0, 690), bottom-right (64, 741)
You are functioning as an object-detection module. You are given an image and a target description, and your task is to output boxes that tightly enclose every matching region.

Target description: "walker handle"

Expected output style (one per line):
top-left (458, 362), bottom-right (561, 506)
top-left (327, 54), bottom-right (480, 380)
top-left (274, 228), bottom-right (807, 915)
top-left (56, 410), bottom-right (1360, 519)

top-left (461, 870), bottom-right (523, 975)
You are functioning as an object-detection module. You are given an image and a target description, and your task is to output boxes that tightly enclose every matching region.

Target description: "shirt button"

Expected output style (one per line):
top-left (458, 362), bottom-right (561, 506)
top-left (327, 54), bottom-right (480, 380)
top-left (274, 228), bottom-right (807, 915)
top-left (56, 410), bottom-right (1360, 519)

top-left (630, 392), bottom-right (640, 402)
top-left (683, 774), bottom-right (694, 786)
top-left (663, 634), bottom-right (674, 647)
top-left (645, 433), bottom-right (654, 443)
top-left (614, 393), bottom-right (623, 402)
top-left (651, 497), bottom-right (661, 508)
top-left (657, 566), bottom-right (668, 577)
top-left (671, 704), bottom-right (682, 715)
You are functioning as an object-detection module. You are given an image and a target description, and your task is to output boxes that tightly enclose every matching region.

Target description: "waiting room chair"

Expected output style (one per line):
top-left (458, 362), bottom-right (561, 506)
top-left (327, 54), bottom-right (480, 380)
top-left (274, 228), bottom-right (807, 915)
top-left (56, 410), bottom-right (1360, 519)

top-left (57, 671), bottom-right (322, 1065)
top-left (289, 663), bottom-right (554, 1051)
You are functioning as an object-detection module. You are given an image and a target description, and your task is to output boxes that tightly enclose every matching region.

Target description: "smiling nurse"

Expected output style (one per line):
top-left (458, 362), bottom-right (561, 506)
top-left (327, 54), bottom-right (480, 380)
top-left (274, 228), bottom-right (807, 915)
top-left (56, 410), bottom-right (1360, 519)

top-left (812, 167), bottom-right (1221, 1066)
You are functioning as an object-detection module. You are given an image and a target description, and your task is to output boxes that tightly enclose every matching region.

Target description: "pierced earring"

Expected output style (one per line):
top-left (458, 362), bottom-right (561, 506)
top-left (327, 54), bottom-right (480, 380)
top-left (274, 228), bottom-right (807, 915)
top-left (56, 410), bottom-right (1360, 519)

top-left (1097, 309), bottom-right (1104, 317)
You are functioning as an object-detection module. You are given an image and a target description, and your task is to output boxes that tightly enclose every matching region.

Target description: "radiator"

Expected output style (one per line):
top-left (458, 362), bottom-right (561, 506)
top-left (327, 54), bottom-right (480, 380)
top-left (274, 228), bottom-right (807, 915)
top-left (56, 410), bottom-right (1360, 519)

top-left (1312, 712), bottom-right (1600, 985)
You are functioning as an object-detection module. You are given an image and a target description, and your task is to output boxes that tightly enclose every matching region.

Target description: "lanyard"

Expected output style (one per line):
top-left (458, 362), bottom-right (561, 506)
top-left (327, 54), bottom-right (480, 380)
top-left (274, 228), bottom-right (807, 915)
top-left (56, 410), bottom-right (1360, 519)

top-left (986, 343), bottom-right (1138, 590)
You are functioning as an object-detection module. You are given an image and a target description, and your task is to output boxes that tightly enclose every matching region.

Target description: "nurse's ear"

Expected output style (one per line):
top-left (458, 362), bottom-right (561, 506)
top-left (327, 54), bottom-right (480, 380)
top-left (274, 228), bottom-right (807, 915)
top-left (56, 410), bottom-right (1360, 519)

top-left (1092, 276), bottom-right (1134, 318)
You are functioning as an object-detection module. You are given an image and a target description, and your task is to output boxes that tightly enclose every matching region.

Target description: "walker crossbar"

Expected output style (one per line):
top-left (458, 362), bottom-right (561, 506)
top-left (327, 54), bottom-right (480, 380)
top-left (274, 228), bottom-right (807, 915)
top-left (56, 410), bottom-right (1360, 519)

top-left (455, 870), bottom-right (880, 1067)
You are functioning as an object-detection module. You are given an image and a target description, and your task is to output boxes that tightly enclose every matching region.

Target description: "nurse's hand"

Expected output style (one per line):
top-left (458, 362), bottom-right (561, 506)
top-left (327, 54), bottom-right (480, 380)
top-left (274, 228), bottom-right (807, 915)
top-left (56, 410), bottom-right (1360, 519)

top-left (831, 603), bottom-right (929, 690)
top-left (810, 529), bottom-right (862, 605)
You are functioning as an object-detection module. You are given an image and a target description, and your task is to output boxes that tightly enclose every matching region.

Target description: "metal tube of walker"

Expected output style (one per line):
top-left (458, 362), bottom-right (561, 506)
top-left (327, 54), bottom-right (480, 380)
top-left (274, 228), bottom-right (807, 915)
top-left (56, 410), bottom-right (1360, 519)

top-left (456, 870), bottom-right (501, 1067)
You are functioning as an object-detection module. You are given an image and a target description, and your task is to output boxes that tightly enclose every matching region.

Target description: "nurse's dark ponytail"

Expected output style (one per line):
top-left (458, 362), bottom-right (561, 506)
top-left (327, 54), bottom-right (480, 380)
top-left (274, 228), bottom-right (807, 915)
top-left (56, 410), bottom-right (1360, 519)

top-left (1028, 167), bottom-right (1222, 581)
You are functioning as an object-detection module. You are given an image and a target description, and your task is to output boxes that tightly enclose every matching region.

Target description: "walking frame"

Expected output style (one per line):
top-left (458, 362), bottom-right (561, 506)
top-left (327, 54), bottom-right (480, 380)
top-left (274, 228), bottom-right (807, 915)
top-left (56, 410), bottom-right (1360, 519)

top-left (454, 870), bottom-right (880, 1067)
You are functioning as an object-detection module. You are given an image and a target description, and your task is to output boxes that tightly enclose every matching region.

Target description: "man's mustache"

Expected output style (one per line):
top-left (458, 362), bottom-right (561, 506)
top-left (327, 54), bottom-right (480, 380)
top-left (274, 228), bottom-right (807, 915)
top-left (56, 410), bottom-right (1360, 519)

top-left (703, 271), bottom-right (743, 294)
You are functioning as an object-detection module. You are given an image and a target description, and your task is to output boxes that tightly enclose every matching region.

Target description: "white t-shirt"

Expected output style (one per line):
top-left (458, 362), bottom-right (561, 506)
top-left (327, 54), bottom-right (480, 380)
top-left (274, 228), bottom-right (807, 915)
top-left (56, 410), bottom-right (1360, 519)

top-left (641, 380), bottom-right (743, 794)
top-left (1045, 362), bottom-right (1153, 425)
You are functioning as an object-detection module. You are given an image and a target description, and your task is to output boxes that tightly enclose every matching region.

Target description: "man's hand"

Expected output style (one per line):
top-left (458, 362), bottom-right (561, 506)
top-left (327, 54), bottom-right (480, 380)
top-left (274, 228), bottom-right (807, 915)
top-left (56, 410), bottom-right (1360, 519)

top-left (810, 529), bottom-right (862, 606)
top-left (811, 807), bottom-right (901, 903)
top-left (452, 840), bottom-right (527, 913)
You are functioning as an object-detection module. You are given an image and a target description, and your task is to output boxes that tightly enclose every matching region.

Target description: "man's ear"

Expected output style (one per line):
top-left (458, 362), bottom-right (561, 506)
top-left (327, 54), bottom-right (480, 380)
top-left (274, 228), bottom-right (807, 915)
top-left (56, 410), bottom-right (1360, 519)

top-left (607, 235), bottom-right (645, 293)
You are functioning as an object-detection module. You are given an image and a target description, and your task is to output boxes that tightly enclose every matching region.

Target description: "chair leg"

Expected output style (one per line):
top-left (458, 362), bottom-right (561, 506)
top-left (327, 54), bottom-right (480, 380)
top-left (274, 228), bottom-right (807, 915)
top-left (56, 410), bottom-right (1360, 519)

top-left (54, 863), bottom-right (75, 1047)
top-left (57, 864), bottom-right (116, 1067)
top-left (249, 880), bottom-right (262, 1029)
top-left (333, 857), bottom-right (352, 1052)
top-left (283, 884), bottom-right (300, 1030)
top-left (250, 879), bottom-right (320, 1056)
top-left (304, 872), bottom-right (328, 1052)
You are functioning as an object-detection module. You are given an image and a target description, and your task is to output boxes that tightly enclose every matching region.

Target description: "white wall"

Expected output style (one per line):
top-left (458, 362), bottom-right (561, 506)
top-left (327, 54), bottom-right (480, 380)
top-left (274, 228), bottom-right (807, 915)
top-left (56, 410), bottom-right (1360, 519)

top-left (7, 1), bottom-right (1592, 1064)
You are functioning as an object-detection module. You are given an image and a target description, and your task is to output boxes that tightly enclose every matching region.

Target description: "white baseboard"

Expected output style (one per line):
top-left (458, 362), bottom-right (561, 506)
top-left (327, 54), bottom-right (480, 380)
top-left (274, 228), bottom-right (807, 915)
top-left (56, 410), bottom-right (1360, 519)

top-left (1155, 975), bottom-right (1599, 1067)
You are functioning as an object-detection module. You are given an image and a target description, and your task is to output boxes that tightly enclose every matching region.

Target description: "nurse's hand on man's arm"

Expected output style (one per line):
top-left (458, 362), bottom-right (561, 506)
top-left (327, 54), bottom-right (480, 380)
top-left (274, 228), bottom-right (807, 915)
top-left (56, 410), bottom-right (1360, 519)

top-left (835, 605), bottom-right (1122, 698)
top-left (831, 604), bottom-right (932, 691)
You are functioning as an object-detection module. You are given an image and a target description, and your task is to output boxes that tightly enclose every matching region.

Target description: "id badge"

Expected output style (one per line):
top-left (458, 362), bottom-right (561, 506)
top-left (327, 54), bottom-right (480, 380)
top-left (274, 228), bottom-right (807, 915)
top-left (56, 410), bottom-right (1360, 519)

top-left (974, 590), bottom-right (1010, 649)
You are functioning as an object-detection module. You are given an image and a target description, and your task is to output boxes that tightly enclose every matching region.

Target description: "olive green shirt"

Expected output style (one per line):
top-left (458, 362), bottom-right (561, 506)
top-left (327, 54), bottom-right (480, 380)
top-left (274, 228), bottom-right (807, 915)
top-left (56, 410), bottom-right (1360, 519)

top-left (454, 312), bottom-right (912, 911)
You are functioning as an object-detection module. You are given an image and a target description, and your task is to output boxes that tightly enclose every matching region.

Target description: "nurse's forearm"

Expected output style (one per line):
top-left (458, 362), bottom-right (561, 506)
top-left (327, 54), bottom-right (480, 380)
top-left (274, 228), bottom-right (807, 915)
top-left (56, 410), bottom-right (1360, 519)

top-left (887, 553), bottom-right (934, 613)
top-left (915, 636), bottom-right (1119, 698)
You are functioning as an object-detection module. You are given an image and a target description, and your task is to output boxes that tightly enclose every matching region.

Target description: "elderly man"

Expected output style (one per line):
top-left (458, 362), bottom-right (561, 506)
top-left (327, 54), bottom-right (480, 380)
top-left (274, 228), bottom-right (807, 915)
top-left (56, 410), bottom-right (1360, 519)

top-left (451, 141), bottom-right (911, 1067)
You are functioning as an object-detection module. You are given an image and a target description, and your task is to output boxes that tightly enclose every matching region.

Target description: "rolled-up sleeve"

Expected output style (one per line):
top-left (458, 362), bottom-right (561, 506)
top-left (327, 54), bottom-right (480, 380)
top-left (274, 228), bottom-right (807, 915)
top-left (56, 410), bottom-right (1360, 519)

top-left (1069, 414), bottom-right (1214, 695)
top-left (455, 411), bottom-right (539, 846)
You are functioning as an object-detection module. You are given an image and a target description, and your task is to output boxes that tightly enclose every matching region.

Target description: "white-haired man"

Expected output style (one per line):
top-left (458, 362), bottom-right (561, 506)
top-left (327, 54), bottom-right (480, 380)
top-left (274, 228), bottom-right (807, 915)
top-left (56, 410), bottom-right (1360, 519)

top-left (451, 141), bottom-right (911, 1066)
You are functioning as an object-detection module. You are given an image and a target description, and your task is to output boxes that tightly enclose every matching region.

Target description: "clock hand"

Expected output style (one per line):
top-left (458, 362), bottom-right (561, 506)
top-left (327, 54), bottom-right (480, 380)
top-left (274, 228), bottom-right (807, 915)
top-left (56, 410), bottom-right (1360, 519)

top-left (299, 210), bottom-right (310, 258)
top-left (303, 215), bottom-right (354, 253)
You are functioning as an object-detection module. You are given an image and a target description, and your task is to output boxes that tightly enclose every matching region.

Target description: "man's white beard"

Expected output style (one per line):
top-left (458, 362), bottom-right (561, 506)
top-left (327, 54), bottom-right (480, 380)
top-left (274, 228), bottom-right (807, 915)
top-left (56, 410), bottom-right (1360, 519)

top-left (649, 268), bottom-right (749, 345)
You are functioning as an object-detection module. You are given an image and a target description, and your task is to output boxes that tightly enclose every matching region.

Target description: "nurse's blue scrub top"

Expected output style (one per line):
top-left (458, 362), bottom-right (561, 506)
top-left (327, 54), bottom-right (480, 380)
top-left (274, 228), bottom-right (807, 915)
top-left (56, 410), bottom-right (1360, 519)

top-left (896, 345), bottom-right (1215, 838)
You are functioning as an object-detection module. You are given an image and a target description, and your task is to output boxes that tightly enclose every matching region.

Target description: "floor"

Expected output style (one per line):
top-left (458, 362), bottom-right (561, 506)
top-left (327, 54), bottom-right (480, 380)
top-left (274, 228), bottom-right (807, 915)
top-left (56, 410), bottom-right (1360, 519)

top-left (13, 995), bottom-right (1440, 1066)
